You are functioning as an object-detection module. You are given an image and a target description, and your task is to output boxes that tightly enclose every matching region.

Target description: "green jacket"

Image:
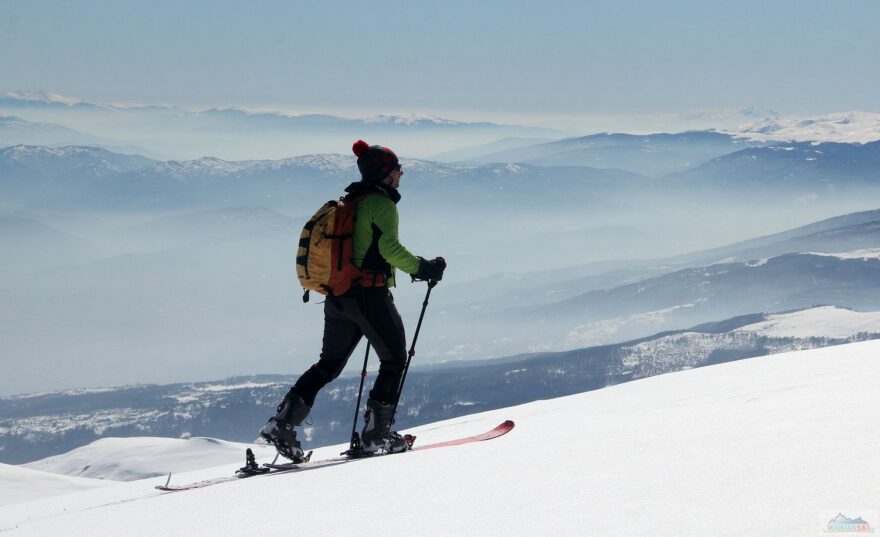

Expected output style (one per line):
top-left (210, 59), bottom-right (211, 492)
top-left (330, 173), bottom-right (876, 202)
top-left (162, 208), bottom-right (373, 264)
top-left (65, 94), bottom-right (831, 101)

top-left (347, 182), bottom-right (420, 287)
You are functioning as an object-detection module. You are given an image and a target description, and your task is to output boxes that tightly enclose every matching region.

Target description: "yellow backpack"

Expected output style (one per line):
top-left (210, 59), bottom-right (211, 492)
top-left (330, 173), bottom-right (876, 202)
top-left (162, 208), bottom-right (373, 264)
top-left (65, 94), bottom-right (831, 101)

top-left (296, 194), bottom-right (370, 302)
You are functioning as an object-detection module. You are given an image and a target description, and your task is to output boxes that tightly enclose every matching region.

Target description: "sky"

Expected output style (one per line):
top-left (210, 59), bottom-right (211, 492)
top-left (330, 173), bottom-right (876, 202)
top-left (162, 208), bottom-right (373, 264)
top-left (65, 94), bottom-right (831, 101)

top-left (1, 0), bottom-right (879, 126)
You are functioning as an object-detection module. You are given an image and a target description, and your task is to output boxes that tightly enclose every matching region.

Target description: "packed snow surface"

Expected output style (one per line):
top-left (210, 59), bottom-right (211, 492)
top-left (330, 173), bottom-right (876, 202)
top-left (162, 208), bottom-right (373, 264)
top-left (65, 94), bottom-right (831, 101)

top-left (734, 306), bottom-right (880, 339)
top-left (3, 340), bottom-right (879, 536)
top-left (0, 464), bottom-right (111, 507)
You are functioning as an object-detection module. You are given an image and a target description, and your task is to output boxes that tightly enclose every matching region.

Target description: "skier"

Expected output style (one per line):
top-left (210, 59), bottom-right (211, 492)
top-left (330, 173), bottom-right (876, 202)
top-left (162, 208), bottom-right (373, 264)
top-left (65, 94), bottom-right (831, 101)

top-left (260, 140), bottom-right (446, 460)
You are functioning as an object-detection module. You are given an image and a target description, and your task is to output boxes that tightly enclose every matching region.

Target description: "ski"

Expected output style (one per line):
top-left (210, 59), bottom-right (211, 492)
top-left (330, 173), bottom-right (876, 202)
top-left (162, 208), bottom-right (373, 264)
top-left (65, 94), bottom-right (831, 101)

top-left (155, 420), bottom-right (514, 492)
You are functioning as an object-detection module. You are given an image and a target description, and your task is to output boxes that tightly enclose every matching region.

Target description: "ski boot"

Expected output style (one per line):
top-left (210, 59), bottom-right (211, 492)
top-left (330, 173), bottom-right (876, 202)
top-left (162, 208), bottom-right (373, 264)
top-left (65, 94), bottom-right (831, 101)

top-left (260, 391), bottom-right (310, 462)
top-left (360, 398), bottom-right (411, 455)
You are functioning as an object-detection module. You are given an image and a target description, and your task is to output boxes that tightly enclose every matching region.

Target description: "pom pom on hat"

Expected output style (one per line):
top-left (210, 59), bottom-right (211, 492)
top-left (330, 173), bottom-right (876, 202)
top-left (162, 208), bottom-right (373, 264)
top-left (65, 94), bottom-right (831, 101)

top-left (352, 139), bottom-right (370, 157)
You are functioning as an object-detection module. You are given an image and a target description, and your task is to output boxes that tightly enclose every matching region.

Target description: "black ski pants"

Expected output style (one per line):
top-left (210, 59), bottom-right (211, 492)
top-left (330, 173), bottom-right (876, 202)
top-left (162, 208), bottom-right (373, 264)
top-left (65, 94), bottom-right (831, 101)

top-left (292, 287), bottom-right (407, 407)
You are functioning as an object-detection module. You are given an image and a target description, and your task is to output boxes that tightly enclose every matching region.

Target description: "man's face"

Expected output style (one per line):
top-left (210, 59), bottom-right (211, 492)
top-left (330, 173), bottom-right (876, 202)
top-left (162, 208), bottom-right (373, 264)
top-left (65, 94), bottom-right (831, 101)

top-left (385, 167), bottom-right (403, 189)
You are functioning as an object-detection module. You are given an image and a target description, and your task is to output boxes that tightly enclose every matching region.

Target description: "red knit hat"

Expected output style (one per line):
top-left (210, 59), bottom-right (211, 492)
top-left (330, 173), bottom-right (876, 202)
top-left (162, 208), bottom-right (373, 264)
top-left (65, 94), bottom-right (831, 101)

top-left (353, 140), bottom-right (399, 183)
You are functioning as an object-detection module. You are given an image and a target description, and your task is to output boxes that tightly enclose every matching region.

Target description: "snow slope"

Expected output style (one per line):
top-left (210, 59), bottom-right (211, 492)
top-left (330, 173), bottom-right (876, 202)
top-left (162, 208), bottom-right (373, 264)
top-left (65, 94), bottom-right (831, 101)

top-left (0, 464), bottom-right (110, 507)
top-left (809, 248), bottom-right (880, 261)
top-left (734, 305), bottom-right (880, 339)
top-left (2, 340), bottom-right (879, 536)
top-left (24, 437), bottom-right (277, 482)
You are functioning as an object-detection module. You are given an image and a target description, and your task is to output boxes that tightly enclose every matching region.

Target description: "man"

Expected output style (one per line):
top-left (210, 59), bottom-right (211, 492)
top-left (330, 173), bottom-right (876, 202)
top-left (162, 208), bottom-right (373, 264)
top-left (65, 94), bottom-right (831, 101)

top-left (260, 140), bottom-right (446, 460)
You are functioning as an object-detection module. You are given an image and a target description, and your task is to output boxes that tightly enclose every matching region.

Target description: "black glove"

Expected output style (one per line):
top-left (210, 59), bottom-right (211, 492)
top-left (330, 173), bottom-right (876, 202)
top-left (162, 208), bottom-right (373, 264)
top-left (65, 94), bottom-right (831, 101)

top-left (414, 256), bottom-right (446, 282)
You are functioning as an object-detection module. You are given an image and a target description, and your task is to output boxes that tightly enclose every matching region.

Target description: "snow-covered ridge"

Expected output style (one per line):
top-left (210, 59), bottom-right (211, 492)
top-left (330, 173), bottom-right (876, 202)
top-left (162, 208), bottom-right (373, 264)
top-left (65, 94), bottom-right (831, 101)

top-left (138, 153), bottom-right (472, 177)
top-left (0, 145), bottom-right (153, 176)
top-left (364, 113), bottom-right (466, 126)
top-left (0, 90), bottom-right (182, 113)
top-left (561, 306), bottom-right (880, 377)
top-left (729, 111), bottom-right (880, 143)
top-left (0, 144), bottom-right (110, 160)
top-left (283, 153), bottom-right (357, 171)
top-left (1, 143), bottom-right (536, 180)
top-left (142, 153), bottom-right (359, 177)
top-left (806, 248), bottom-right (880, 261)
top-left (0, 91), bottom-right (487, 128)
top-left (0, 90), bottom-right (83, 107)
top-left (734, 306), bottom-right (880, 339)
top-left (148, 156), bottom-right (265, 176)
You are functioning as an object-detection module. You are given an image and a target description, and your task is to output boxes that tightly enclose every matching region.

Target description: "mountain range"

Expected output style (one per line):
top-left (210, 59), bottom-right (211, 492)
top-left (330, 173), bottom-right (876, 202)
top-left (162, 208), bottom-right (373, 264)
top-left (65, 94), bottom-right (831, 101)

top-left (729, 111), bottom-right (880, 144)
top-left (4, 136), bottom-right (879, 215)
top-left (2, 119), bottom-right (880, 398)
top-left (666, 140), bottom-right (880, 193)
top-left (431, 208), bottom-right (880, 356)
top-left (452, 130), bottom-right (765, 176)
top-left (0, 91), bottom-right (561, 159)
top-left (5, 90), bottom-right (880, 161)
top-left (2, 139), bottom-right (879, 394)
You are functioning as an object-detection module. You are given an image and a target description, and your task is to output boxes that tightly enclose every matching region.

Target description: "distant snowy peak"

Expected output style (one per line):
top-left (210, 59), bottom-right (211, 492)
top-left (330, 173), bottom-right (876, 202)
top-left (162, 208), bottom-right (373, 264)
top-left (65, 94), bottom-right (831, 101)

top-left (148, 154), bottom-right (356, 177)
top-left (1, 144), bottom-right (476, 181)
top-left (1, 144), bottom-right (589, 186)
top-left (1, 144), bottom-right (106, 160)
top-left (0, 90), bottom-right (178, 112)
top-left (281, 153), bottom-right (356, 172)
top-left (730, 112), bottom-right (880, 143)
top-left (0, 90), bottom-right (84, 107)
top-left (150, 156), bottom-right (260, 177)
top-left (143, 153), bottom-right (470, 178)
top-left (0, 145), bottom-right (154, 173)
top-left (364, 114), bottom-right (467, 126)
top-left (1, 91), bottom-right (511, 132)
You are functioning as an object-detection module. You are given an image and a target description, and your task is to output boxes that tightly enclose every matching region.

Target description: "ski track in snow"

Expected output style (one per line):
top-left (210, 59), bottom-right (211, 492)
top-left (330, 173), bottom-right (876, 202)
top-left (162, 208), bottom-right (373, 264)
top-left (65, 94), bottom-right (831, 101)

top-left (2, 340), bottom-right (879, 536)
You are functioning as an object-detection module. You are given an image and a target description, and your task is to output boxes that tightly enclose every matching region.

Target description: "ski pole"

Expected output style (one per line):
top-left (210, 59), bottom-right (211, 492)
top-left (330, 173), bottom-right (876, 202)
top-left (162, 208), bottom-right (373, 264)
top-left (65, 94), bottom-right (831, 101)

top-left (391, 279), bottom-right (437, 423)
top-left (348, 343), bottom-right (371, 451)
